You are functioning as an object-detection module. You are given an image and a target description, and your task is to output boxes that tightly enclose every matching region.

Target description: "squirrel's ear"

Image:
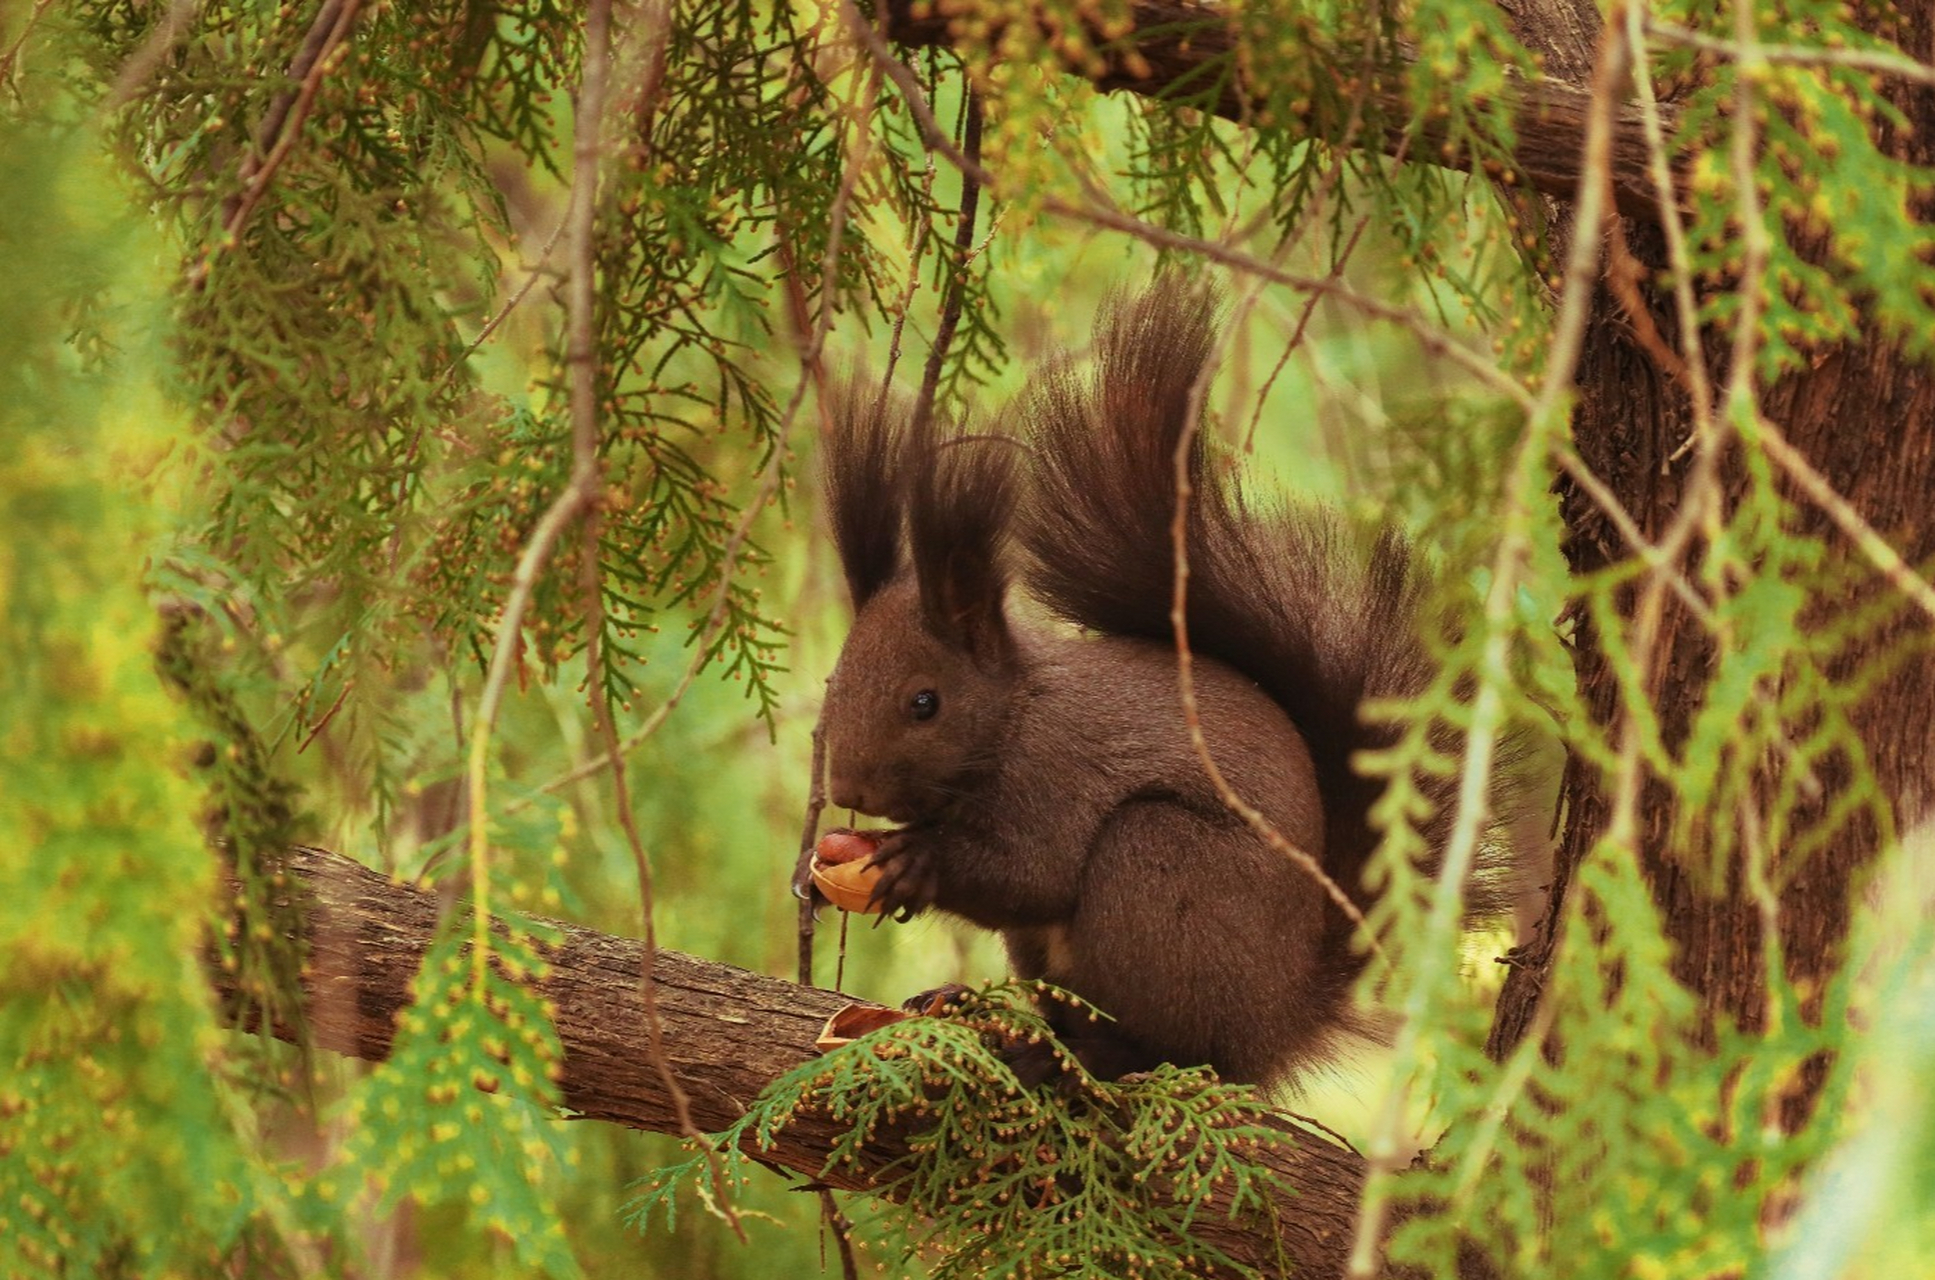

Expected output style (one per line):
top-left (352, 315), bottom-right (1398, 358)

top-left (821, 382), bottom-right (906, 607)
top-left (909, 429), bottom-right (1017, 662)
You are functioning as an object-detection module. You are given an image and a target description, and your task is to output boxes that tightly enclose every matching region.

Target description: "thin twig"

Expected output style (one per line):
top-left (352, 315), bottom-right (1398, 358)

top-left (1238, 222), bottom-right (1367, 455)
top-left (1164, 19), bottom-right (1398, 964)
top-left (1602, 219), bottom-right (1689, 386)
top-left (1057, 199), bottom-right (1537, 409)
top-left (1718, 0), bottom-right (1792, 1023)
top-left (853, 2), bottom-right (1535, 410)
top-left (878, 151), bottom-right (937, 397)
top-left (837, 0), bottom-right (943, 413)
top-left (795, 724), bottom-right (828, 987)
top-left (102, 0), bottom-right (199, 108)
top-left (844, 5), bottom-right (990, 186)
top-left (441, 217), bottom-right (572, 387)
top-left (379, 217), bottom-right (574, 576)
top-left (1620, 0), bottom-right (1729, 590)
top-left (1236, 15), bottom-right (1391, 455)
top-left (452, 0), bottom-right (732, 1235)
top-left (1757, 423), bottom-right (1935, 627)
top-left (1647, 18), bottom-right (1935, 88)
top-left (539, 0), bottom-right (881, 811)
top-left (935, 46), bottom-right (1525, 404)
top-left (296, 678), bottom-right (354, 755)
top-left (1601, 1), bottom-right (1730, 850)
top-left (818, 1188), bottom-right (861, 1280)
top-left (909, 85), bottom-right (983, 432)
top-left (464, 502), bottom-right (589, 936)
top-left (0, 0), bottom-right (59, 91)
top-left (548, 1), bottom-right (750, 1233)
top-left (1722, 8), bottom-right (1772, 428)
top-left (1736, 782), bottom-right (1787, 1042)
top-left (1551, 444), bottom-right (1713, 624)
top-left (1166, 326), bottom-right (1387, 964)
top-left (190, 0), bottom-right (363, 290)
top-left (1346, 6), bottom-right (1631, 1274)
top-left (1450, 950), bottom-right (1563, 1205)
top-left (462, 0), bottom-right (613, 965)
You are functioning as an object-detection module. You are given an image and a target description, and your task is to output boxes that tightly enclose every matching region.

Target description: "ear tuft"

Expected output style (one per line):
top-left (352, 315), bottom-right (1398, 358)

top-left (909, 427), bottom-right (1018, 661)
top-left (821, 381), bottom-right (907, 607)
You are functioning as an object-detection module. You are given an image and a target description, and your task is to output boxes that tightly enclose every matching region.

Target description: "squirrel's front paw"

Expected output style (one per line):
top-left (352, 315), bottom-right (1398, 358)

top-left (901, 982), bottom-right (974, 1016)
top-left (865, 832), bottom-right (940, 922)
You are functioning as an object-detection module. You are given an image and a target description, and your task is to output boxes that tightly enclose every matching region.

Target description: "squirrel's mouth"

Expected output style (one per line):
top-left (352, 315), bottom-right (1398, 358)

top-left (834, 801), bottom-right (921, 829)
top-left (835, 819), bottom-right (914, 842)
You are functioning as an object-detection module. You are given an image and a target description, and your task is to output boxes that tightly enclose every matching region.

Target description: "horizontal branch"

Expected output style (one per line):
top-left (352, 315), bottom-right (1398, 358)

top-left (884, 0), bottom-right (1672, 223)
top-left (223, 844), bottom-right (1381, 1276)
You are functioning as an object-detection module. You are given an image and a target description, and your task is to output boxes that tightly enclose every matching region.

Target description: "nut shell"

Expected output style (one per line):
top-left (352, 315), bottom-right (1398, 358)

top-left (809, 854), bottom-right (885, 914)
top-left (814, 1002), bottom-right (910, 1051)
top-left (809, 829), bottom-right (887, 913)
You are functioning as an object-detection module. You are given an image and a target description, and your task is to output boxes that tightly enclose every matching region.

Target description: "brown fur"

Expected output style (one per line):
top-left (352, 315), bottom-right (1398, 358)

top-left (1017, 284), bottom-right (1476, 1006)
top-left (814, 283), bottom-right (1520, 1088)
top-left (822, 382), bottom-right (906, 608)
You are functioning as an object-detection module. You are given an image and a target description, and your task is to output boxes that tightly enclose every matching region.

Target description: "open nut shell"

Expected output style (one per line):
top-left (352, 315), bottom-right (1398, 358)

top-left (809, 852), bottom-right (885, 914)
top-left (814, 1002), bottom-right (911, 1051)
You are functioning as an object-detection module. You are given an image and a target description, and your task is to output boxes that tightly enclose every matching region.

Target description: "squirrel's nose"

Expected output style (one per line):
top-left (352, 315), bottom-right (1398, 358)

top-left (827, 778), bottom-right (870, 815)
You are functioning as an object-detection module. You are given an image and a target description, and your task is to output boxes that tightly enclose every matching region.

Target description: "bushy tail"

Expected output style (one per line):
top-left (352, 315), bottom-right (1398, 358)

top-left (1016, 284), bottom-right (1465, 938)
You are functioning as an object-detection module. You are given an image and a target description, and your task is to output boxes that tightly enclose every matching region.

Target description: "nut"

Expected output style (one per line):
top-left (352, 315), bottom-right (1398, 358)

top-left (809, 828), bottom-right (887, 913)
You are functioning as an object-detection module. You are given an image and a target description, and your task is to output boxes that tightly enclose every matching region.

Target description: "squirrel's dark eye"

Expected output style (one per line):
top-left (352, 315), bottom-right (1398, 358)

top-left (909, 689), bottom-right (940, 721)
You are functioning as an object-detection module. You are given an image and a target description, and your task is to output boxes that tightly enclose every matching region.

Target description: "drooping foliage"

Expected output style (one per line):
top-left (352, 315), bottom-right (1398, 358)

top-left (631, 984), bottom-right (1298, 1280)
top-left (4, 0), bottom-right (1934, 1276)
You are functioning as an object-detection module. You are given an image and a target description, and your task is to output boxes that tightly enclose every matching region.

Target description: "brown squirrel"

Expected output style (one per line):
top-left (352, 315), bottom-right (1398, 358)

top-left (806, 283), bottom-right (1512, 1087)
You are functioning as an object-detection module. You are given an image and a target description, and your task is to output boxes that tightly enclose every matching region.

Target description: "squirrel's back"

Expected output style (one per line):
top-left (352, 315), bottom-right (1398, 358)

top-left (1016, 285), bottom-right (1473, 979)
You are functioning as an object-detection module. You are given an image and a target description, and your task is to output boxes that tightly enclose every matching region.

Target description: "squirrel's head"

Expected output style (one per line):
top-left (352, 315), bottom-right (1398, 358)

top-left (818, 389), bottom-right (1021, 825)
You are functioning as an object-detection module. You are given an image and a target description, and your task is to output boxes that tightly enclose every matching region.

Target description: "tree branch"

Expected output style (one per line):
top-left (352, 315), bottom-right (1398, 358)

top-left (226, 844), bottom-right (1377, 1277)
top-left (882, 0), bottom-right (1672, 222)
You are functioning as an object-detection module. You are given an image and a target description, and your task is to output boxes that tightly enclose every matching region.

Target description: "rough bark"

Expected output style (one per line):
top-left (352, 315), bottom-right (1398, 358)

top-left (882, 0), bottom-right (1673, 221)
top-left (225, 844), bottom-right (1371, 1277)
top-left (1483, 6), bottom-right (1935, 1123)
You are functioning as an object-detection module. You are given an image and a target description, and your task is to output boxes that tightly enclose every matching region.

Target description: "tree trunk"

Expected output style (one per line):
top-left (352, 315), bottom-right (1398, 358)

top-left (1484, 12), bottom-right (1935, 1127)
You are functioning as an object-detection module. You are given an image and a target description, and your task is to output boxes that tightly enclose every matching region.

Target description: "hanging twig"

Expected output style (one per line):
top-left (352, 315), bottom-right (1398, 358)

top-left (795, 723), bottom-right (828, 987)
top-left (189, 0), bottom-right (364, 290)
top-left (1345, 7), bottom-right (1633, 1274)
top-left (908, 85), bottom-right (984, 432)
top-left (556, 0), bottom-right (748, 1237)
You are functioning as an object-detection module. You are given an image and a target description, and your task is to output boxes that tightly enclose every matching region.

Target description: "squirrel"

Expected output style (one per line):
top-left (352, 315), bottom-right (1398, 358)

top-left (806, 282), bottom-right (1516, 1088)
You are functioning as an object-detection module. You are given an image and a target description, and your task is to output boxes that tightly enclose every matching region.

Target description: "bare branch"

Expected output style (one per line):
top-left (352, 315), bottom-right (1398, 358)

top-left (881, 0), bottom-right (1674, 222)
top-left (226, 844), bottom-right (1386, 1279)
top-left (1647, 19), bottom-right (1935, 88)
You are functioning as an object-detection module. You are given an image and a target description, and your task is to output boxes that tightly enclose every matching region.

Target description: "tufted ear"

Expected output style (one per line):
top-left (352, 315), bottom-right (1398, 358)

top-left (908, 428), bottom-right (1017, 663)
top-left (821, 382), bottom-right (907, 608)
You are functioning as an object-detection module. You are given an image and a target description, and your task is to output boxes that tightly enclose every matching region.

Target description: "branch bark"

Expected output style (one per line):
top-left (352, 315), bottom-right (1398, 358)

top-left (231, 844), bottom-right (1374, 1277)
top-left (882, 0), bottom-right (1672, 222)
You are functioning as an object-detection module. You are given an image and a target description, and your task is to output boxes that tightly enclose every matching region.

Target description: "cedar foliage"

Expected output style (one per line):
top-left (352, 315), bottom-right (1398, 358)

top-left (4, 0), bottom-right (1934, 1276)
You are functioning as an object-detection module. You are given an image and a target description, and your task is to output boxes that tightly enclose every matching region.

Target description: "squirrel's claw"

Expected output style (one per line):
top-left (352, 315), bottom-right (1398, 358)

top-left (900, 982), bottom-right (974, 1016)
top-left (864, 832), bottom-right (940, 920)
